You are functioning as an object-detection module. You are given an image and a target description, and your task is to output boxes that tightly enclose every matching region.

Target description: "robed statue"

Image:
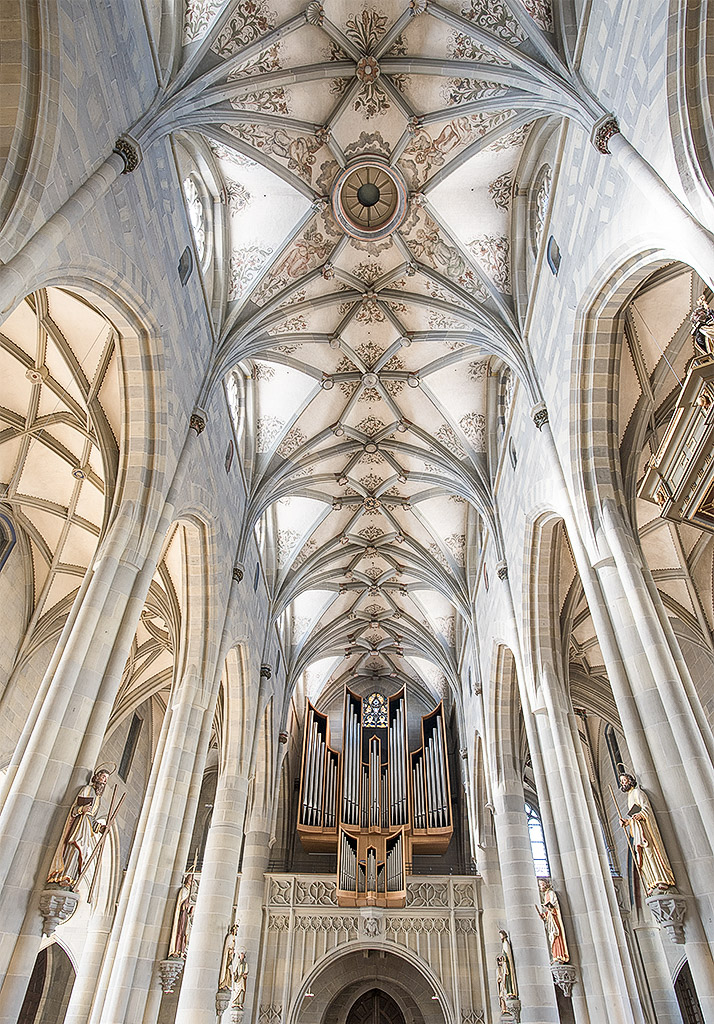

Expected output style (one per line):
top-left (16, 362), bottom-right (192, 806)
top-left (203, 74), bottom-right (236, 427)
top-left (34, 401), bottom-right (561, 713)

top-left (47, 768), bottom-right (110, 889)
top-left (496, 929), bottom-right (518, 1013)
top-left (168, 863), bottom-right (199, 958)
top-left (691, 295), bottom-right (714, 354)
top-left (617, 772), bottom-right (675, 896)
top-left (231, 949), bottom-right (249, 1010)
top-left (218, 924), bottom-right (238, 991)
top-left (536, 881), bottom-right (569, 963)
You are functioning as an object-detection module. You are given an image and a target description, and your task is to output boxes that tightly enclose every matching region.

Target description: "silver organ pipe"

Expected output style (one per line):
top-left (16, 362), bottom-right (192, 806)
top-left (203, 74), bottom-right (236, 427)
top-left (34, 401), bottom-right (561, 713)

top-left (367, 847), bottom-right (377, 891)
top-left (435, 713), bottom-right (447, 826)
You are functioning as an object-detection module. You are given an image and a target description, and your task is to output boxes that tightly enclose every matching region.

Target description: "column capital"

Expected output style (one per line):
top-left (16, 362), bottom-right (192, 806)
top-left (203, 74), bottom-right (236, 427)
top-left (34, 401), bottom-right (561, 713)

top-left (645, 890), bottom-right (686, 943)
top-left (232, 563), bottom-right (245, 583)
top-left (496, 560), bottom-right (508, 581)
top-left (189, 411), bottom-right (207, 435)
top-left (550, 963), bottom-right (578, 997)
top-left (113, 135), bottom-right (142, 173)
top-left (531, 402), bottom-right (549, 430)
top-left (260, 664), bottom-right (272, 680)
top-left (591, 115), bottom-right (620, 155)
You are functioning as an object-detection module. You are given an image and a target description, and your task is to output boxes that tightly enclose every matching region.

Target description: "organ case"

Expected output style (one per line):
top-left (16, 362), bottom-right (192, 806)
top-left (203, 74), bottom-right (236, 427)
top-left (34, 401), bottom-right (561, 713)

top-left (297, 688), bottom-right (452, 907)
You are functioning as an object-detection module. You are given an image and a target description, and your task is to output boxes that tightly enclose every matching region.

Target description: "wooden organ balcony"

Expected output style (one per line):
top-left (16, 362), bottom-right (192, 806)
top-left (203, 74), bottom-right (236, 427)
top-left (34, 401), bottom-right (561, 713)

top-left (297, 689), bottom-right (452, 908)
top-left (639, 353), bottom-right (714, 531)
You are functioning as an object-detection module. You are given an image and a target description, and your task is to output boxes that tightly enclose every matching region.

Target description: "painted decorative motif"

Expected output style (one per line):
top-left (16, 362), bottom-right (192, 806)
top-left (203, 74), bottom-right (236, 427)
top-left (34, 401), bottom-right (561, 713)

top-left (468, 359), bottom-right (489, 381)
top-left (468, 235), bottom-right (510, 292)
top-left (230, 88), bottom-right (290, 114)
top-left (459, 0), bottom-right (524, 42)
top-left (489, 122), bottom-right (533, 150)
top-left (405, 210), bottom-right (486, 300)
top-left (222, 179), bottom-right (252, 215)
top-left (329, 11), bottom-right (406, 116)
top-left (460, 412), bottom-right (487, 451)
top-left (277, 426), bottom-right (307, 459)
top-left (183, 0), bottom-right (222, 42)
top-left (488, 171), bottom-right (512, 211)
top-left (211, 1), bottom-right (277, 57)
top-left (255, 415), bottom-right (284, 453)
top-left (253, 219), bottom-right (337, 305)
top-left (356, 416), bottom-right (386, 437)
top-left (228, 244), bottom-right (273, 301)
top-left (442, 78), bottom-right (508, 106)
top-left (401, 112), bottom-right (512, 188)
top-left (435, 423), bottom-right (467, 460)
top-left (228, 125), bottom-right (324, 183)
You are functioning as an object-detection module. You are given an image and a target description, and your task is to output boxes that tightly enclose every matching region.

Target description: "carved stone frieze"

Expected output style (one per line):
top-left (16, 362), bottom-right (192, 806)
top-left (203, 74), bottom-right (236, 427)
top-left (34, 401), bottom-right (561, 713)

top-left (269, 878), bottom-right (293, 906)
top-left (406, 881), bottom-right (449, 907)
top-left (461, 1012), bottom-right (484, 1024)
top-left (294, 915), bottom-right (358, 935)
top-left (385, 916), bottom-right (450, 935)
top-left (259, 1005), bottom-right (282, 1024)
top-left (452, 882), bottom-right (476, 908)
top-left (294, 879), bottom-right (337, 906)
top-left (268, 915), bottom-right (291, 931)
top-left (455, 918), bottom-right (478, 934)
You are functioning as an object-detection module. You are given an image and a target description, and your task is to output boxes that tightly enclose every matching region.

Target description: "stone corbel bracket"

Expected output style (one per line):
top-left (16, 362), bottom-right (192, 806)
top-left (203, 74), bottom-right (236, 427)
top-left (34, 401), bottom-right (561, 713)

top-left (646, 891), bottom-right (687, 943)
top-left (502, 996), bottom-right (521, 1022)
top-left (551, 963), bottom-right (578, 996)
top-left (159, 957), bottom-right (185, 993)
top-left (39, 887), bottom-right (80, 936)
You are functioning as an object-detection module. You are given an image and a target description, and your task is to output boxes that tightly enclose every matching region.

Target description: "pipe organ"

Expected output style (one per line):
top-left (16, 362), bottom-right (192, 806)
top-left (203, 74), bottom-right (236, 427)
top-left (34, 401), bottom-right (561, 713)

top-left (298, 689), bottom-right (452, 907)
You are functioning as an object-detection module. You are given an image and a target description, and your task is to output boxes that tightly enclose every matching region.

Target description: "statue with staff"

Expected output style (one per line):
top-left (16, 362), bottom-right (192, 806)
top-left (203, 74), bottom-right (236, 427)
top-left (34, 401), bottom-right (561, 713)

top-left (610, 767), bottom-right (676, 896)
top-left (47, 764), bottom-right (124, 892)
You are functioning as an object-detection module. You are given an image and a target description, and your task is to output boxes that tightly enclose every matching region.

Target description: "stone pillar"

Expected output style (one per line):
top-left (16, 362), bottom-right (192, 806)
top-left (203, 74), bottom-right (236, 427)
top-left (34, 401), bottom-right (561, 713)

top-left (491, 776), bottom-right (560, 1024)
top-left (525, 671), bottom-right (648, 1024)
top-left (86, 666), bottom-right (216, 1024)
top-left (174, 775), bottom-right (250, 1024)
top-left (232, 829), bottom-right (272, 1022)
top-left (62, 911), bottom-right (114, 1024)
top-left (0, 417), bottom-right (205, 1024)
top-left (0, 138), bottom-right (141, 319)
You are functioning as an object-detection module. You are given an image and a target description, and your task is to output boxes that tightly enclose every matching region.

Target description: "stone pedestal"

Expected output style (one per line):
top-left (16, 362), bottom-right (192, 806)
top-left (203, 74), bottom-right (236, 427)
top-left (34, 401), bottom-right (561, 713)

top-left (550, 963), bottom-right (578, 997)
top-left (501, 996), bottom-right (521, 1022)
top-left (646, 892), bottom-right (687, 943)
top-left (215, 988), bottom-right (230, 1018)
top-left (39, 887), bottom-right (80, 936)
top-left (159, 957), bottom-right (185, 993)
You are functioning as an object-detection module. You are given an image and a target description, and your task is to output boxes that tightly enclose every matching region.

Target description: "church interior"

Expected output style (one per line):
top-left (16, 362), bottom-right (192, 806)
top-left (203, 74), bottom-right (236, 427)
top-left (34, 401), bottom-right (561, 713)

top-left (1, 1), bottom-right (714, 1022)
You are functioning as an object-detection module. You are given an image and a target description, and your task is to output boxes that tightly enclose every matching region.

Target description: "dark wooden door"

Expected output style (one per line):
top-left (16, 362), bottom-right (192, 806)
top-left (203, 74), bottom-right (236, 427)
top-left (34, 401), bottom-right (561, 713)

top-left (346, 989), bottom-right (405, 1024)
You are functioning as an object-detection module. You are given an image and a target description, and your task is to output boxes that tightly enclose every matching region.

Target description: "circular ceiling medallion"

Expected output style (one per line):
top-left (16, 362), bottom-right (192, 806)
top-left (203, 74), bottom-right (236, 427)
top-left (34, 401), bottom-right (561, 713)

top-left (331, 158), bottom-right (408, 240)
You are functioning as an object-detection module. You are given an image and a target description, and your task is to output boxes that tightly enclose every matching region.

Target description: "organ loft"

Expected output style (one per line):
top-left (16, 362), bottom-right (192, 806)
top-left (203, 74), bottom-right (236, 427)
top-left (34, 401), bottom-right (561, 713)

top-left (297, 690), bottom-right (452, 907)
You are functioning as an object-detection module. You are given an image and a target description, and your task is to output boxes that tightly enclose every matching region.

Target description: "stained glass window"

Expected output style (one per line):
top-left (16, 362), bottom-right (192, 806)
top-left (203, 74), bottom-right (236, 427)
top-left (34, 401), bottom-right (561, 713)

top-left (363, 692), bottom-right (387, 728)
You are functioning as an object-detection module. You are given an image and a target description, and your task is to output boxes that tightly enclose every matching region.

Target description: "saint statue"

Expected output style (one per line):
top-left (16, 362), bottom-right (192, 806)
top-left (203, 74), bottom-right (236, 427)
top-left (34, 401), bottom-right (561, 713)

top-left (168, 863), bottom-right (199, 958)
top-left (47, 768), bottom-right (110, 889)
top-left (618, 771), bottom-right (675, 896)
top-left (218, 924), bottom-right (238, 991)
top-left (231, 949), bottom-right (249, 1010)
top-left (536, 881), bottom-right (569, 963)
top-left (496, 929), bottom-right (518, 1011)
top-left (690, 295), bottom-right (714, 354)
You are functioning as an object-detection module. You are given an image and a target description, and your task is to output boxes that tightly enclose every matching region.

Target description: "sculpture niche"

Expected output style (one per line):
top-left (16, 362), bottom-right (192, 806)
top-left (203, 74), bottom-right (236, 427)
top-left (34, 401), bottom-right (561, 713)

top-left (297, 689), bottom-right (452, 908)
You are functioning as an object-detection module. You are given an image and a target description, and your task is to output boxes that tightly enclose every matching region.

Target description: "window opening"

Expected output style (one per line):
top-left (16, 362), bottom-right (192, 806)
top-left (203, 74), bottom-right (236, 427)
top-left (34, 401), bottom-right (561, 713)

top-left (118, 713), bottom-right (143, 781)
top-left (525, 801), bottom-right (550, 877)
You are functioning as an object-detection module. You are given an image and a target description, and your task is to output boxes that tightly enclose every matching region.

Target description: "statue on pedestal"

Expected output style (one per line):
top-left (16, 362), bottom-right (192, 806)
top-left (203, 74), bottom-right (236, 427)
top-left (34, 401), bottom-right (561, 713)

top-left (218, 924), bottom-right (238, 991)
top-left (231, 950), bottom-right (249, 1010)
top-left (536, 881), bottom-right (569, 963)
top-left (616, 771), bottom-right (675, 896)
top-left (168, 859), bottom-right (199, 958)
top-left (46, 767), bottom-right (111, 889)
top-left (496, 930), bottom-right (518, 1013)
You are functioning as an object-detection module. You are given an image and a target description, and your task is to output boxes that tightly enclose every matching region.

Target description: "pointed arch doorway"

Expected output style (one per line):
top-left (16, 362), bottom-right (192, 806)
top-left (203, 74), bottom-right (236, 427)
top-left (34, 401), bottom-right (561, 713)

top-left (346, 989), bottom-right (406, 1024)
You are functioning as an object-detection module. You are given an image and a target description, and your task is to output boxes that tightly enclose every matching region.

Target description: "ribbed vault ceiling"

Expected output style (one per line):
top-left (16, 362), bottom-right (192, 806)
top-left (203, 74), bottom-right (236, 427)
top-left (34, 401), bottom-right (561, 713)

top-left (174, 0), bottom-right (557, 702)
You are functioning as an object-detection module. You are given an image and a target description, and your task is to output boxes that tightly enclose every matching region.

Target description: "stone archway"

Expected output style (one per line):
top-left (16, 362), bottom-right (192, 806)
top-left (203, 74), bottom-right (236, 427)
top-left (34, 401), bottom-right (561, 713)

top-left (291, 946), bottom-right (449, 1024)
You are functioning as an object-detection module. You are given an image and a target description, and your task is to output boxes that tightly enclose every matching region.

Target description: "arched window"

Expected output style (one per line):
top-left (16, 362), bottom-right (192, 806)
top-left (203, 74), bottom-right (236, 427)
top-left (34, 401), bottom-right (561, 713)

top-left (363, 692), bottom-right (388, 728)
top-left (183, 175), bottom-right (207, 264)
top-left (525, 801), bottom-right (550, 877)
